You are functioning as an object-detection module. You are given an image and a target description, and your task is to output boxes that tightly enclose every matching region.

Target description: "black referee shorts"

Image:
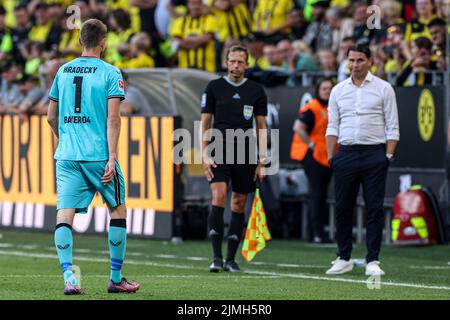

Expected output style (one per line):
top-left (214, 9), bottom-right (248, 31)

top-left (210, 163), bottom-right (257, 194)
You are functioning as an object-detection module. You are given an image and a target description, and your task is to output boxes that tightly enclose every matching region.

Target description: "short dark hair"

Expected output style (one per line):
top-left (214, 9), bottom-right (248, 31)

top-left (414, 36), bottom-right (433, 51)
top-left (15, 74), bottom-right (38, 84)
top-left (1, 60), bottom-right (18, 73)
top-left (80, 19), bottom-right (107, 49)
top-left (312, 1), bottom-right (330, 9)
top-left (226, 45), bottom-right (249, 62)
top-left (75, 0), bottom-right (90, 5)
top-left (342, 36), bottom-right (355, 43)
top-left (347, 44), bottom-right (371, 59)
top-left (428, 18), bottom-right (446, 28)
top-left (35, 3), bottom-right (48, 10)
top-left (111, 9), bottom-right (131, 30)
top-left (314, 77), bottom-right (334, 99)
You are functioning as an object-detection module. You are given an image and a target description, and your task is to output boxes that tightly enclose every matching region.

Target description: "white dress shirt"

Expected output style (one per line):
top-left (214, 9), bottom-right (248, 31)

top-left (326, 72), bottom-right (400, 145)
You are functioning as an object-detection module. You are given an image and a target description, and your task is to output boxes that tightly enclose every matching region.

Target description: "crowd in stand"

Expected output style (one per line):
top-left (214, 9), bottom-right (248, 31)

top-left (0, 0), bottom-right (448, 115)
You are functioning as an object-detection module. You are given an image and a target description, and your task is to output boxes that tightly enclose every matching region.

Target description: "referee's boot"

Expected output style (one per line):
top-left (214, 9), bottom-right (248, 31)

top-left (223, 260), bottom-right (241, 273)
top-left (209, 257), bottom-right (224, 272)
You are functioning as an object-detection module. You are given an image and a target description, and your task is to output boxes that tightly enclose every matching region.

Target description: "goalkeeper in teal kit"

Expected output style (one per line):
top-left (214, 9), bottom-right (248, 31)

top-left (47, 19), bottom-right (140, 295)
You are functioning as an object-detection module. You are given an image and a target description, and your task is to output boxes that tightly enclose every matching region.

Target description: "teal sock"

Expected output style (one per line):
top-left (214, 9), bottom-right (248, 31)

top-left (54, 223), bottom-right (76, 285)
top-left (109, 219), bottom-right (127, 283)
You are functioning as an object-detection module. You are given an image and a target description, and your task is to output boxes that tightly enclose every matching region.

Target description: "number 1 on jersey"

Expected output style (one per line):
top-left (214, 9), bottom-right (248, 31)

top-left (73, 76), bottom-right (83, 113)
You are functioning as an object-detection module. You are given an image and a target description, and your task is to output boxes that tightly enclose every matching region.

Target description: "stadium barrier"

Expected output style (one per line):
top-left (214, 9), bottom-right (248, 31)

top-left (0, 114), bottom-right (183, 239)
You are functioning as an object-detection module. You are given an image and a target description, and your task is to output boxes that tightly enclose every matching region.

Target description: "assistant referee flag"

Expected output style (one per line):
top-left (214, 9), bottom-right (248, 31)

top-left (242, 188), bottom-right (272, 262)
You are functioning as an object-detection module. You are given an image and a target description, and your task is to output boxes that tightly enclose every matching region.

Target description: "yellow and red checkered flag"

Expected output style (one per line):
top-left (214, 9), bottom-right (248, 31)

top-left (241, 188), bottom-right (272, 262)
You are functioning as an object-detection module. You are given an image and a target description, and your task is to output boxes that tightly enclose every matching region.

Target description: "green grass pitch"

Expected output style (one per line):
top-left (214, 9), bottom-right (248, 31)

top-left (0, 229), bottom-right (449, 300)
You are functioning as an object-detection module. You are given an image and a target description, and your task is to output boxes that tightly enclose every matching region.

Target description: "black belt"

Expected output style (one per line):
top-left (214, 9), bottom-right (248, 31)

top-left (340, 144), bottom-right (386, 151)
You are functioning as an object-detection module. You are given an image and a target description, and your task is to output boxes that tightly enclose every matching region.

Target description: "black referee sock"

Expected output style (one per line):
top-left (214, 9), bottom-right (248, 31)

top-left (226, 211), bottom-right (245, 262)
top-left (208, 205), bottom-right (225, 259)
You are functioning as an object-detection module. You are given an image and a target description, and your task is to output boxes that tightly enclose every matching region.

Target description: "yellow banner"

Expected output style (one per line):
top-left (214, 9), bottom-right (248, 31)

top-left (0, 115), bottom-right (174, 212)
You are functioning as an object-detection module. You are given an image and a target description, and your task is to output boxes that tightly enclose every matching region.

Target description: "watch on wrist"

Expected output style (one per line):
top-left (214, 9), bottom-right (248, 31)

top-left (259, 157), bottom-right (271, 165)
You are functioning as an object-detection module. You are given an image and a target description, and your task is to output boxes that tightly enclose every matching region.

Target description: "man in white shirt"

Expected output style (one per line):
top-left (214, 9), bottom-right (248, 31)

top-left (325, 44), bottom-right (400, 276)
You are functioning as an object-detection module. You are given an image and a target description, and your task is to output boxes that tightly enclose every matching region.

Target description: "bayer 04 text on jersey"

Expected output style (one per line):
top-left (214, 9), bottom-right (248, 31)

top-left (64, 116), bottom-right (92, 124)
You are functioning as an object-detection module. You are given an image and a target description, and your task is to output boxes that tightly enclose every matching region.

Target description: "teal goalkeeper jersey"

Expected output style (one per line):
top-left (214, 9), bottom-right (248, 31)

top-left (49, 57), bottom-right (125, 161)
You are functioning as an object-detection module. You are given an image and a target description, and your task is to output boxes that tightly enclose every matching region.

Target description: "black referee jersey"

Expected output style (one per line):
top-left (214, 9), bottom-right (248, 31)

top-left (201, 76), bottom-right (268, 164)
top-left (201, 76), bottom-right (267, 132)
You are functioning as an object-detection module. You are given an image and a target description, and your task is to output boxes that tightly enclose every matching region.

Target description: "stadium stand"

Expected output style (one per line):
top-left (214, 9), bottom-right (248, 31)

top-left (0, 0), bottom-right (447, 99)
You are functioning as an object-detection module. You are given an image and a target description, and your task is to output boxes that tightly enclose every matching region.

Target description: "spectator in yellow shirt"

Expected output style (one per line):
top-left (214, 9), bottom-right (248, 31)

top-left (404, 0), bottom-right (437, 43)
top-left (0, 5), bottom-right (13, 61)
top-left (125, 32), bottom-right (155, 68)
top-left (210, 0), bottom-right (251, 42)
top-left (209, 0), bottom-right (252, 71)
top-left (114, 42), bottom-right (133, 69)
top-left (252, 0), bottom-right (294, 42)
top-left (170, 0), bottom-right (217, 72)
top-left (28, 3), bottom-right (53, 44)
top-left (19, 41), bottom-right (43, 76)
top-left (106, 9), bottom-right (135, 64)
top-left (57, 13), bottom-right (82, 61)
top-left (243, 33), bottom-right (270, 70)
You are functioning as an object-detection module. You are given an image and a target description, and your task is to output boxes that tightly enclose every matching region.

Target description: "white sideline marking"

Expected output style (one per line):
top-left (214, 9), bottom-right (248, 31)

top-left (276, 264), bottom-right (326, 269)
top-left (75, 249), bottom-right (92, 253)
top-left (127, 252), bottom-right (144, 256)
top-left (3, 243), bottom-right (446, 272)
top-left (276, 264), bottom-right (299, 268)
top-left (1, 250), bottom-right (450, 292)
top-left (17, 245), bottom-right (38, 250)
top-left (155, 254), bottom-right (177, 259)
top-left (246, 270), bottom-right (450, 291)
top-left (186, 257), bottom-right (208, 261)
top-left (304, 244), bottom-right (336, 248)
top-left (0, 250), bottom-right (194, 270)
top-left (250, 262), bottom-right (267, 265)
top-left (409, 266), bottom-right (450, 270)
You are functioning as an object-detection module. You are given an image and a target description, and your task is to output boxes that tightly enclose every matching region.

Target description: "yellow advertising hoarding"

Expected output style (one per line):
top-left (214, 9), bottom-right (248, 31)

top-left (0, 115), bottom-right (174, 212)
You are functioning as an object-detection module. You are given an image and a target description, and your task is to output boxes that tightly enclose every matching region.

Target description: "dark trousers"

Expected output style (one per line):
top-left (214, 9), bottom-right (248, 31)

top-left (331, 144), bottom-right (389, 263)
top-left (302, 150), bottom-right (332, 239)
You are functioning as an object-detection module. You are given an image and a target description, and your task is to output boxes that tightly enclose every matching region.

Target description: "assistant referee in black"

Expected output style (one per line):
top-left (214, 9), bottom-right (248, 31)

top-left (200, 45), bottom-right (268, 273)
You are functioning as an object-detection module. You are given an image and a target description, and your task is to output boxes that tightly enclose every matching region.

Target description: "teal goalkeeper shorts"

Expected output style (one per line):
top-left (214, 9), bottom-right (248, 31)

top-left (56, 160), bottom-right (126, 213)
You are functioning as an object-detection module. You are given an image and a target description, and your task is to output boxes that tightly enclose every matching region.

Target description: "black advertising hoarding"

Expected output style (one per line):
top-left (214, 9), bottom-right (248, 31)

top-left (265, 86), bottom-right (314, 167)
top-left (267, 84), bottom-right (448, 214)
top-left (392, 87), bottom-right (446, 169)
top-left (268, 85), bottom-right (446, 170)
